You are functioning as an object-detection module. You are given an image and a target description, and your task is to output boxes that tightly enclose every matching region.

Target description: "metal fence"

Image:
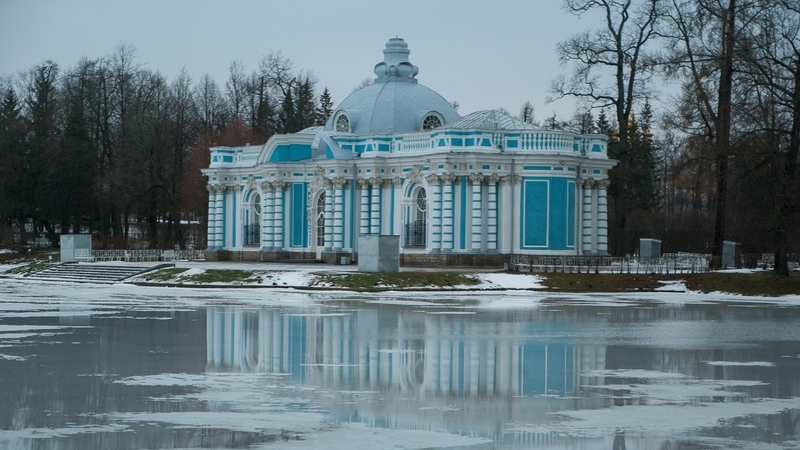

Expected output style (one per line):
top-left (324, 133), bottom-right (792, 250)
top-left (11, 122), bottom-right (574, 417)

top-left (510, 253), bottom-right (711, 274)
top-left (91, 249), bottom-right (205, 262)
top-left (404, 220), bottom-right (427, 247)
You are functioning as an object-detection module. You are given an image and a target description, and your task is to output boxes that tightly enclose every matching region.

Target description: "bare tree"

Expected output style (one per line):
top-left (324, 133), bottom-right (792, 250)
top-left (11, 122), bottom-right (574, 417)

top-left (226, 60), bottom-right (247, 122)
top-left (551, 0), bottom-right (662, 253)
top-left (660, 0), bottom-right (740, 267)
top-left (738, 0), bottom-right (800, 276)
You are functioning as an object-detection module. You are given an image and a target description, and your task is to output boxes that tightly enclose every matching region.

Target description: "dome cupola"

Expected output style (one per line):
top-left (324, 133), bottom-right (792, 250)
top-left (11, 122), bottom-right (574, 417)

top-left (323, 38), bottom-right (460, 135)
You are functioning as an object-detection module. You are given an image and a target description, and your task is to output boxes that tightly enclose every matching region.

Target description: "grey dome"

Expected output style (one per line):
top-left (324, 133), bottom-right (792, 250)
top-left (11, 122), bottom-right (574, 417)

top-left (323, 38), bottom-right (460, 135)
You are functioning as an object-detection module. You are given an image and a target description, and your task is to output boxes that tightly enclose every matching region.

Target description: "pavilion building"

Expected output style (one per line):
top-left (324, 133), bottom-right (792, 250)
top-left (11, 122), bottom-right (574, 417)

top-left (202, 37), bottom-right (616, 265)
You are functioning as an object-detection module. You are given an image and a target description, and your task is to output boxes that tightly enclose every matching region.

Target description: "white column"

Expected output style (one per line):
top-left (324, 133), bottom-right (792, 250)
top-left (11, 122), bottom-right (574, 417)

top-left (369, 177), bottom-right (381, 235)
top-left (324, 182), bottom-right (333, 250)
top-left (206, 185), bottom-right (217, 250)
top-left (359, 179), bottom-right (370, 236)
top-left (441, 173), bottom-right (456, 252)
top-left (272, 181), bottom-right (285, 250)
top-left (469, 173), bottom-right (484, 252)
top-left (582, 179), bottom-right (594, 255)
top-left (487, 175), bottom-right (499, 252)
top-left (426, 175), bottom-right (442, 252)
top-left (333, 178), bottom-right (346, 251)
top-left (261, 182), bottom-right (274, 251)
top-left (382, 179), bottom-right (393, 235)
top-left (498, 176), bottom-right (512, 253)
top-left (597, 180), bottom-right (609, 255)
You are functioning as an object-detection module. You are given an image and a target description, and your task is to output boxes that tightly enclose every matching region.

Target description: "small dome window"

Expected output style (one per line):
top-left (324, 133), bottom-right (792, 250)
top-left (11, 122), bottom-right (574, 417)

top-left (334, 112), bottom-right (351, 133)
top-left (421, 112), bottom-right (443, 130)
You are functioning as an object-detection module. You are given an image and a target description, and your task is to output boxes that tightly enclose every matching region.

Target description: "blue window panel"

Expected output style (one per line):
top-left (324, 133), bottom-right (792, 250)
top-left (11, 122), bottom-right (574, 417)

top-left (482, 164), bottom-right (491, 170)
top-left (292, 173), bottom-right (303, 177)
top-left (549, 179), bottom-right (567, 250)
top-left (481, 138), bottom-right (492, 147)
top-left (567, 180), bottom-right (576, 248)
top-left (506, 140), bottom-right (519, 148)
top-left (592, 143), bottom-right (603, 152)
top-left (290, 183), bottom-right (308, 247)
top-left (222, 155), bottom-right (233, 162)
top-left (523, 166), bottom-right (550, 171)
top-left (465, 138), bottom-right (475, 146)
top-left (593, 169), bottom-right (602, 175)
top-left (522, 180), bottom-right (548, 247)
top-left (438, 164), bottom-right (444, 169)
top-left (452, 138), bottom-right (463, 146)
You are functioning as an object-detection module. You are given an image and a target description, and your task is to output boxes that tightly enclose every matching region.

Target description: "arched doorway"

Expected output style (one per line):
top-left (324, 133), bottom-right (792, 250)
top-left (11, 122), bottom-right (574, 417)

top-left (404, 187), bottom-right (427, 247)
top-left (315, 191), bottom-right (326, 258)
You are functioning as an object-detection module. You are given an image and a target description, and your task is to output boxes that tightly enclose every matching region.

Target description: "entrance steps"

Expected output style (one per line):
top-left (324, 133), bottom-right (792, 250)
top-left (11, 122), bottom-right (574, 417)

top-left (26, 262), bottom-right (170, 284)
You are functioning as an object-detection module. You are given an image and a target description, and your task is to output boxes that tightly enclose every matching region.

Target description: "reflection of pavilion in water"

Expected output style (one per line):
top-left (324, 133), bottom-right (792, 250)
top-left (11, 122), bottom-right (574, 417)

top-left (206, 307), bottom-right (607, 398)
top-left (206, 307), bottom-right (610, 446)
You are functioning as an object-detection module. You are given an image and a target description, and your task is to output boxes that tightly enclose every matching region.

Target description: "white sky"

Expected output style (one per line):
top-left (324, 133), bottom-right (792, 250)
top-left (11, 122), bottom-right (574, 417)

top-left (0, 0), bottom-right (604, 121)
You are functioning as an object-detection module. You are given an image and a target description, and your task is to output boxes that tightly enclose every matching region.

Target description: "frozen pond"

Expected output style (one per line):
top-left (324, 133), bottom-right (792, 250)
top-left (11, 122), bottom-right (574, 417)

top-left (0, 280), bottom-right (798, 449)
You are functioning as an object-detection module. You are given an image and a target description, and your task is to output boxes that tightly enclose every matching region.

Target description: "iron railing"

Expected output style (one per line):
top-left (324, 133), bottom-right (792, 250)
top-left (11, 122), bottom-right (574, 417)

top-left (404, 220), bottom-right (427, 247)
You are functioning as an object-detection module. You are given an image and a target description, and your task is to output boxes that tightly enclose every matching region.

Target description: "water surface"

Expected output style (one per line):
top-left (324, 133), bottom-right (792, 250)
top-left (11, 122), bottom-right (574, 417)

top-left (1, 282), bottom-right (798, 449)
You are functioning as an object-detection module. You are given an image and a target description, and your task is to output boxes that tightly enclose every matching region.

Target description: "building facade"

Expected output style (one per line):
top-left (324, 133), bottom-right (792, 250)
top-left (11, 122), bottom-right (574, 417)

top-left (202, 38), bottom-right (616, 265)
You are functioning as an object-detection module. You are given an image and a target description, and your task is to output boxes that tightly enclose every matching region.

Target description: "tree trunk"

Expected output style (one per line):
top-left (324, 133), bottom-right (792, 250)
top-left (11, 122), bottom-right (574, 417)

top-left (773, 58), bottom-right (800, 277)
top-left (710, 0), bottom-right (736, 269)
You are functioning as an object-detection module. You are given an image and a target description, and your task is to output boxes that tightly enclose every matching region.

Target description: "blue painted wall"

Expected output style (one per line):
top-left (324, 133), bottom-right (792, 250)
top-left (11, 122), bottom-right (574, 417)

top-left (521, 177), bottom-right (576, 250)
top-left (290, 183), bottom-right (308, 247)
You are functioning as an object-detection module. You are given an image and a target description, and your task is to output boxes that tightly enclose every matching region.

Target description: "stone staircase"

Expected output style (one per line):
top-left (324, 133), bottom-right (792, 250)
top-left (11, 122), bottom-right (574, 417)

top-left (25, 262), bottom-right (171, 284)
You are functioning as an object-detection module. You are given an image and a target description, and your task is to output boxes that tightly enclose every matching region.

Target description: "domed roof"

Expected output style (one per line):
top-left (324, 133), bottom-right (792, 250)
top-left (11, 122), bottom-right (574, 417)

top-left (323, 38), bottom-right (460, 135)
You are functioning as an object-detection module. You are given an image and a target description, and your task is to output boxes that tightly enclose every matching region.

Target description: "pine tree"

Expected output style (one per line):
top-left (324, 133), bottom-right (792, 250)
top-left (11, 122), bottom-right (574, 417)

top-left (317, 87), bottom-right (333, 125)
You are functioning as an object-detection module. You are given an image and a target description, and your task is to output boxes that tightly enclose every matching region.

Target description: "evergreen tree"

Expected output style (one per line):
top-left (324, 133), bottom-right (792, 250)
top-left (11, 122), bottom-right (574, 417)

top-left (317, 87), bottom-right (333, 125)
top-left (294, 75), bottom-right (317, 130)
top-left (519, 101), bottom-right (535, 124)
top-left (278, 87), bottom-right (296, 134)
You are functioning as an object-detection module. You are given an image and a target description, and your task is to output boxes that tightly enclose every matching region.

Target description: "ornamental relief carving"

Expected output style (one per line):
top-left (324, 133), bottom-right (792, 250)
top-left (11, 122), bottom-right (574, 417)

top-left (406, 165), bottom-right (423, 184)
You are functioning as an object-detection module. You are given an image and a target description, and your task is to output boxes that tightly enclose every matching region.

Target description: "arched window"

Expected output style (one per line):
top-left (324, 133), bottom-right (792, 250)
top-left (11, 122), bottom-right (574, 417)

top-left (334, 112), bottom-right (350, 133)
top-left (316, 192), bottom-right (326, 247)
top-left (244, 193), bottom-right (261, 246)
top-left (253, 194), bottom-right (261, 216)
top-left (405, 188), bottom-right (427, 247)
top-left (421, 113), bottom-right (443, 130)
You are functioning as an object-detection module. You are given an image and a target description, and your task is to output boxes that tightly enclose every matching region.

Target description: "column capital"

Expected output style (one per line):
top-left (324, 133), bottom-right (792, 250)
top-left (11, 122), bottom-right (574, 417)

top-left (486, 173), bottom-right (501, 185)
top-left (596, 179), bottom-right (610, 189)
top-left (425, 174), bottom-right (441, 184)
top-left (331, 177), bottom-right (348, 188)
top-left (468, 172), bottom-right (484, 184)
top-left (259, 181), bottom-right (274, 191)
top-left (582, 178), bottom-right (596, 189)
top-left (368, 176), bottom-right (382, 187)
top-left (392, 176), bottom-right (402, 187)
top-left (357, 178), bottom-right (370, 188)
top-left (440, 173), bottom-right (458, 184)
top-left (499, 174), bottom-right (521, 185)
top-left (272, 180), bottom-right (287, 190)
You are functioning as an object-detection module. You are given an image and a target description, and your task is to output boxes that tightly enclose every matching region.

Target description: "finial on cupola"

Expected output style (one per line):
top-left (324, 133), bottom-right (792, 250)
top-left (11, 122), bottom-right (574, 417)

top-left (374, 37), bottom-right (419, 82)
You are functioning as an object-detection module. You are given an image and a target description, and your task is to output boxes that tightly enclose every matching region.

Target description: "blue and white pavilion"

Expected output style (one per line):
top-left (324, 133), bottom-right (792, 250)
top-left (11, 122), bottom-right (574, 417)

top-left (202, 38), bottom-right (616, 265)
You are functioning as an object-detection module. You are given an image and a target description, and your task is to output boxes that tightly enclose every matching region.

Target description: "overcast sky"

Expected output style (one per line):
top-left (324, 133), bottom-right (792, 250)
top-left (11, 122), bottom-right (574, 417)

top-left (0, 0), bottom-right (604, 121)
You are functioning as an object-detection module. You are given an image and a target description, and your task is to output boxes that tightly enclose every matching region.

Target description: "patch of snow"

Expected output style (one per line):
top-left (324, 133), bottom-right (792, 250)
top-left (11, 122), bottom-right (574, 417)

top-left (703, 360), bottom-right (776, 367)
